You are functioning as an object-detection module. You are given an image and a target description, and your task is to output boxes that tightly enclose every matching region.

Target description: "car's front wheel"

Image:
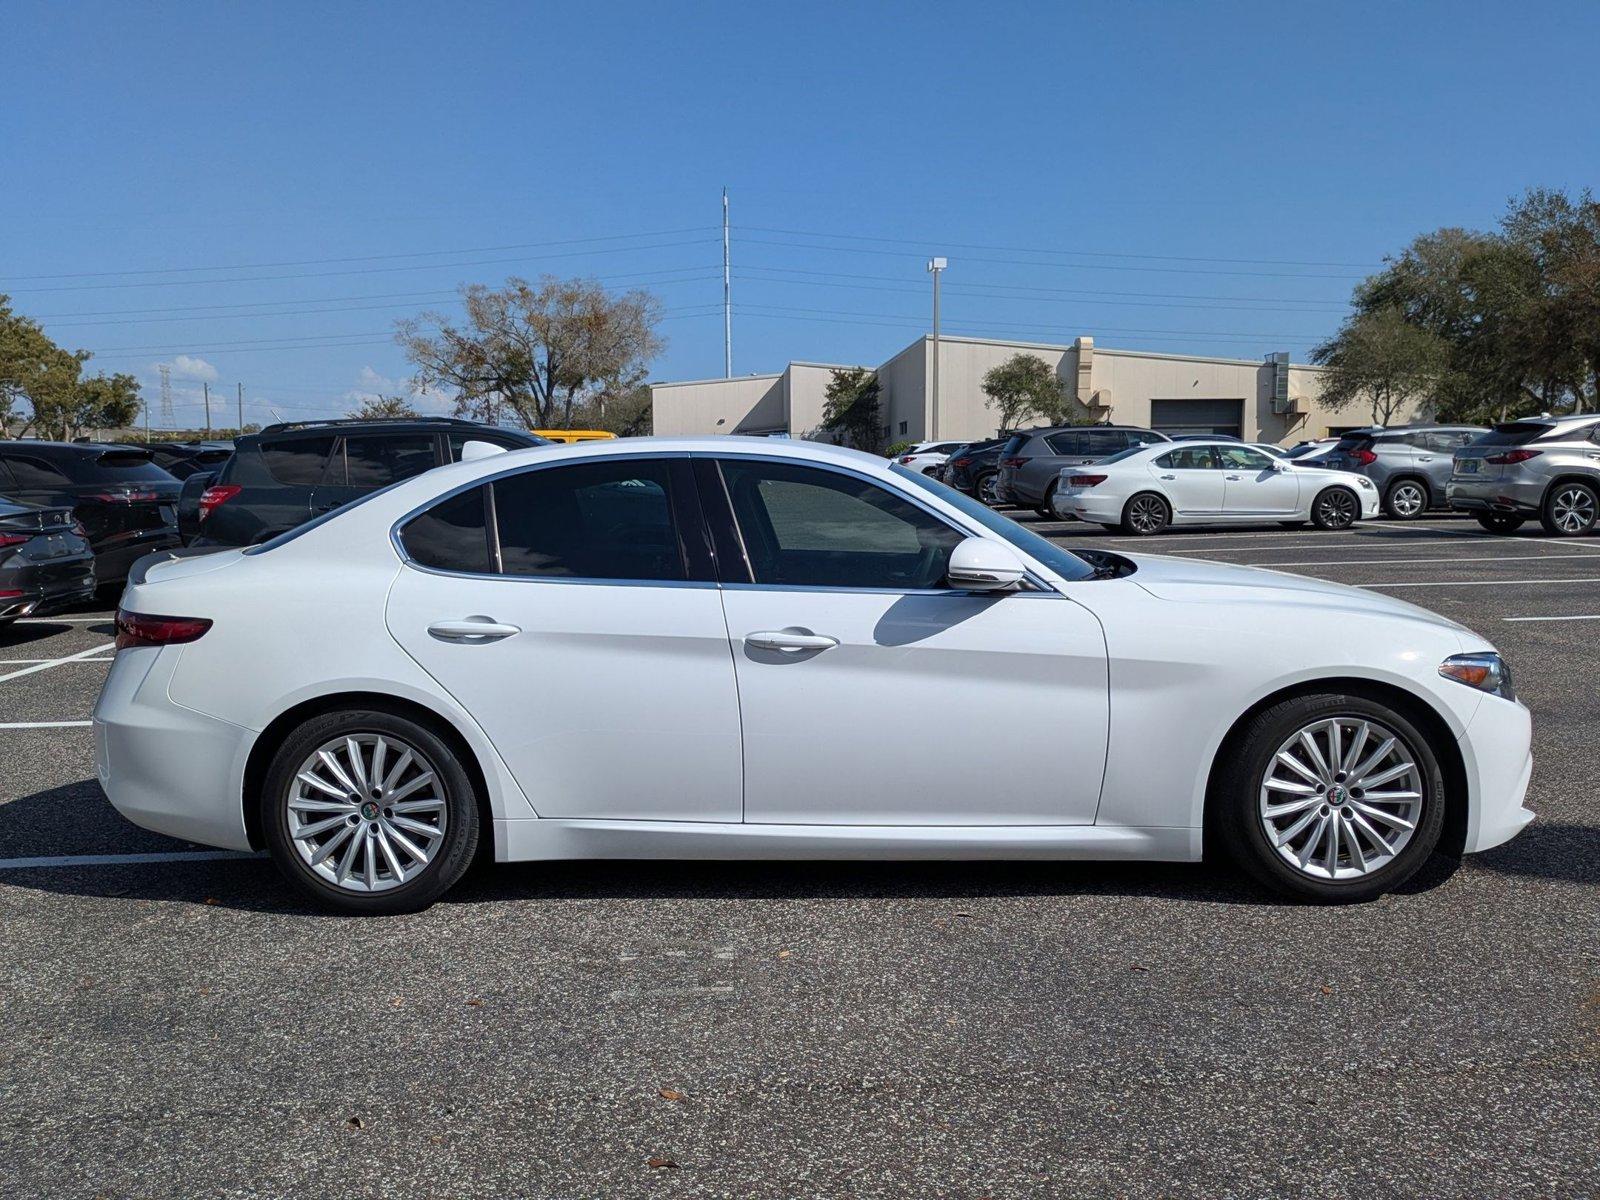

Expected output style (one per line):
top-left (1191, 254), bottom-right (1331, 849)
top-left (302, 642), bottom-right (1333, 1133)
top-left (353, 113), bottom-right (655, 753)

top-left (261, 708), bottom-right (480, 914)
top-left (1311, 486), bottom-right (1359, 530)
top-left (1215, 693), bottom-right (1446, 902)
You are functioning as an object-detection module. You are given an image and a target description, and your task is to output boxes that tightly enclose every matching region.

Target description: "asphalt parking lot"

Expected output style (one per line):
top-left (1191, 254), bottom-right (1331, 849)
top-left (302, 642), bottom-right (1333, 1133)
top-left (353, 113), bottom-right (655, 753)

top-left (2, 516), bottom-right (1597, 1199)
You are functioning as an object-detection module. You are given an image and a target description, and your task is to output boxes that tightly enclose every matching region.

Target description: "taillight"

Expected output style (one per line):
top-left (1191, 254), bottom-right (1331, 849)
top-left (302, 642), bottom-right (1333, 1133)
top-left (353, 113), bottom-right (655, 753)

top-left (71, 521), bottom-right (88, 537)
top-left (0, 533), bottom-right (29, 549)
top-left (1001, 457), bottom-right (1027, 469)
top-left (897, 455), bottom-right (915, 464)
top-left (198, 484), bottom-right (242, 520)
top-left (89, 490), bottom-right (160, 503)
top-left (1485, 449), bottom-right (1541, 465)
top-left (1350, 448), bottom-right (1378, 466)
top-left (951, 456), bottom-right (974, 467)
top-left (1068, 474), bottom-right (1107, 487)
top-left (115, 610), bottom-right (213, 650)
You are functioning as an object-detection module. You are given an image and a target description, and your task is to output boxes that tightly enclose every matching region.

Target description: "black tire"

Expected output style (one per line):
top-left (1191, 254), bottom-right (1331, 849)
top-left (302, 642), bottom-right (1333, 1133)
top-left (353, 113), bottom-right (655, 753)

top-left (1474, 512), bottom-right (1526, 534)
top-left (261, 707), bottom-right (481, 915)
top-left (1538, 480), bottom-right (1599, 537)
top-left (1038, 481), bottom-right (1061, 520)
top-left (1382, 477), bottom-right (1429, 520)
top-left (1311, 486), bottom-right (1360, 530)
top-left (1277, 520), bottom-right (1308, 529)
top-left (1214, 693), bottom-right (1447, 903)
top-left (976, 473), bottom-right (1001, 506)
top-left (1119, 492), bottom-right (1170, 536)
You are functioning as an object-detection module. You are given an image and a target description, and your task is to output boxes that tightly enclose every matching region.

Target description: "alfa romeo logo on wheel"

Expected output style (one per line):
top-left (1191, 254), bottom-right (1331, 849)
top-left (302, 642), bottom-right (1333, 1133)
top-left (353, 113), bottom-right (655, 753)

top-left (360, 800), bottom-right (380, 820)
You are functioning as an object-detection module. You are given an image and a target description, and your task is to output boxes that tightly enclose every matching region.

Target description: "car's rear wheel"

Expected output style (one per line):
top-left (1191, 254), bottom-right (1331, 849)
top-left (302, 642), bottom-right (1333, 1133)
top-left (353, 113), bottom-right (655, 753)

top-left (1311, 486), bottom-right (1359, 530)
top-left (977, 473), bottom-right (1001, 506)
top-left (1120, 492), bottom-right (1170, 535)
top-left (1215, 694), bottom-right (1446, 902)
top-left (1038, 481), bottom-right (1061, 519)
top-left (261, 708), bottom-right (480, 914)
top-left (1539, 481), bottom-right (1599, 537)
top-left (1383, 478), bottom-right (1429, 519)
top-left (1475, 512), bottom-right (1525, 534)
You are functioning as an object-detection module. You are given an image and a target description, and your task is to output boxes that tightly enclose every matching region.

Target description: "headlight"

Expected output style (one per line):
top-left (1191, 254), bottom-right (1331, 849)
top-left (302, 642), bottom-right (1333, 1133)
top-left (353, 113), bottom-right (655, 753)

top-left (1439, 652), bottom-right (1515, 700)
top-left (1356, 478), bottom-right (1375, 489)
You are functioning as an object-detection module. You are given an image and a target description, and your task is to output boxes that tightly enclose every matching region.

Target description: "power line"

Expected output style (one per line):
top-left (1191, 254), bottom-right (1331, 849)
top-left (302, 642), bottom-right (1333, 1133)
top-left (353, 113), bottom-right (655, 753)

top-left (0, 226), bottom-right (718, 282)
top-left (739, 224), bottom-right (1380, 270)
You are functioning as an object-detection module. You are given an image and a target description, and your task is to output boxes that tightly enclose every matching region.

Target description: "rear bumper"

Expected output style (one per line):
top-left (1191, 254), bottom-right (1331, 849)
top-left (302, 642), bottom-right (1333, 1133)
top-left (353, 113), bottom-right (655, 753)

top-left (1446, 477), bottom-right (1543, 516)
top-left (93, 646), bottom-right (254, 851)
top-left (0, 557), bottom-right (97, 619)
top-left (1459, 695), bottom-right (1535, 854)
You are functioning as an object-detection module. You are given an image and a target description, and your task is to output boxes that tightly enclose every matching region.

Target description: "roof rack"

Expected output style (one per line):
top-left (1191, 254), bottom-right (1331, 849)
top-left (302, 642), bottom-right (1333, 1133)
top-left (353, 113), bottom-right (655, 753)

top-left (256, 416), bottom-right (506, 436)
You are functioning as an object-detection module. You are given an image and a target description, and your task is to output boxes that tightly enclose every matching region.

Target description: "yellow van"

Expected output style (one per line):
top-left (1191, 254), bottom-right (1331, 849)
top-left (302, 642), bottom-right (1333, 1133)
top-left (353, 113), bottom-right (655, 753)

top-left (532, 429), bottom-right (617, 445)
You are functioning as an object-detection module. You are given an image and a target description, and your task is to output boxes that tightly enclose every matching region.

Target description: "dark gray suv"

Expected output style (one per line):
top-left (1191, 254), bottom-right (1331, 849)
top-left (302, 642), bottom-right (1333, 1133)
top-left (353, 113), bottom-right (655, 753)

top-left (996, 425), bottom-right (1170, 514)
top-left (1323, 424), bottom-right (1487, 519)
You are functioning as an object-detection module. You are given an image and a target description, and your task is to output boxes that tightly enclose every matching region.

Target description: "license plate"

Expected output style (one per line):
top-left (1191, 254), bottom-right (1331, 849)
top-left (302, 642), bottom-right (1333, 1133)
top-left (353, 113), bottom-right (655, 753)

top-left (1456, 459), bottom-right (1480, 475)
top-left (40, 534), bottom-right (68, 558)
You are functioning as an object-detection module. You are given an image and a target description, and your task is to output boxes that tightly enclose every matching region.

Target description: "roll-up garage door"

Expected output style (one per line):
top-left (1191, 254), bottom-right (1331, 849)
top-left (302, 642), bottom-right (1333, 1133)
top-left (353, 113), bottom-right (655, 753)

top-left (1150, 398), bottom-right (1244, 438)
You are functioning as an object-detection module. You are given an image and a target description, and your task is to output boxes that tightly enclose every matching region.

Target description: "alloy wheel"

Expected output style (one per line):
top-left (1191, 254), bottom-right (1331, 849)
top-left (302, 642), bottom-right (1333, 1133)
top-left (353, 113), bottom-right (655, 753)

top-left (287, 733), bottom-right (448, 892)
top-left (1316, 489), bottom-right (1357, 528)
top-left (1128, 495), bottom-right (1166, 533)
top-left (1550, 486), bottom-right (1596, 533)
top-left (1388, 482), bottom-right (1426, 517)
top-left (1258, 717), bottom-right (1423, 881)
top-left (979, 475), bottom-right (1001, 505)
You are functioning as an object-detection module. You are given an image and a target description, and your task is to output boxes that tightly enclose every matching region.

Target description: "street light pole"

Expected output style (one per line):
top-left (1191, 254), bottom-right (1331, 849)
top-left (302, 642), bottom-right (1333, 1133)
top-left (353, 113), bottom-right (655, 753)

top-left (927, 257), bottom-right (947, 439)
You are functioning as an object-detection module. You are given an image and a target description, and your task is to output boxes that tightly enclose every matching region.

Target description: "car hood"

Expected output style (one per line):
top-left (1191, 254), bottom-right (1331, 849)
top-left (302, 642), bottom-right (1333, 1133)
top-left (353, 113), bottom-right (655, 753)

top-left (1123, 552), bottom-right (1471, 635)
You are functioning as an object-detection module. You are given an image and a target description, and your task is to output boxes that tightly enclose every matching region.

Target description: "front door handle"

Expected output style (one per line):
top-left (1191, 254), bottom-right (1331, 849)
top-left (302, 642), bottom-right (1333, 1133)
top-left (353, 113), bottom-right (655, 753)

top-left (1159, 473), bottom-right (1176, 480)
top-left (746, 628), bottom-right (839, 653)
top-left (1225, 474), bottom-right (1243, 481)
top-left (1417, 456), bottom-right (1434, 462)
top-left (428, 617), bottom-right (521, 643)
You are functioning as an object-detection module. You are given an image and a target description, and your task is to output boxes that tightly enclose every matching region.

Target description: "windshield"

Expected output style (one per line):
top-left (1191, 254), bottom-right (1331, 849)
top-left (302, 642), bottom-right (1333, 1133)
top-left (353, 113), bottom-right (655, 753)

top-left (892, 465), bottom-right (1095, 582)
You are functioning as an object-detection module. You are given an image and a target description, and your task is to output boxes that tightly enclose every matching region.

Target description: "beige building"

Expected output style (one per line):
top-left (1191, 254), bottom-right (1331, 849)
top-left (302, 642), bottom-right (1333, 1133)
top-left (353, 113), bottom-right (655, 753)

top-left (652, 333), bottom-right (1419, 446)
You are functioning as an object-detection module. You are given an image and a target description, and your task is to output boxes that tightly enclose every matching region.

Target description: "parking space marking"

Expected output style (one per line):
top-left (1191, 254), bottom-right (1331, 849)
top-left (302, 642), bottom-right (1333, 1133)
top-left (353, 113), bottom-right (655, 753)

top-left (12, 616), bottom-right (114, 624)
top-left (0, 849), bottom-right (262, 871)
top-left (1502, 613), bottom-right (1600, 622)
top-left (1359, 577), bottom-right (1600, 589)
top-left (0, 720), bottom-right (94, 729)
top-left (1235, 553), bottom-right (1600, 569)
top-left (0, 657), bottom-right (113, 665)
top-left (0, 643), bottom-right (119, 683)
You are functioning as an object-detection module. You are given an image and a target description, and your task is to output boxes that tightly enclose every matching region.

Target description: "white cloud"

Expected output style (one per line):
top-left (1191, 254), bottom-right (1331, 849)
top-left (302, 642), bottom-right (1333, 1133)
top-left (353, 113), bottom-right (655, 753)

top-left (342, 365), bottom-right (455, 415)
top-left (169, 355), bottom-right (219, 382)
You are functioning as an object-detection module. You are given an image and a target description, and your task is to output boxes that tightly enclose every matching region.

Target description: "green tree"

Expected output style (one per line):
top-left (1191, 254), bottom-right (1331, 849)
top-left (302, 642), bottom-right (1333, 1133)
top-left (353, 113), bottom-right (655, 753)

top-left (1311, 306), bottom-right (1450, 425)
top-left (396, 275), bottom-right (665, 429)
top-left (819, 367), bottom-right (882, 450)
top-left (0, 294), bottom-right (82, 437)
top-left (980, 353), bottom-right (1084, 430)
top-left (347, 394), bottom-right (420, 419)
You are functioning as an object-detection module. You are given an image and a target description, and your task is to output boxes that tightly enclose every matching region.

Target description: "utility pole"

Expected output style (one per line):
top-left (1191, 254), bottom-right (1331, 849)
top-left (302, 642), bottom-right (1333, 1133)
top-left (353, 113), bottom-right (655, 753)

top-left (143, 400), bottom-right (150, 440)
top-left (237, 383), bottom-right (244, 433)
top-left (927, 257), bottom-right (947, 439)
top-left (203, 382), bottom-right (212, 435)
top-left (722, 187), bottom-right (732, 378)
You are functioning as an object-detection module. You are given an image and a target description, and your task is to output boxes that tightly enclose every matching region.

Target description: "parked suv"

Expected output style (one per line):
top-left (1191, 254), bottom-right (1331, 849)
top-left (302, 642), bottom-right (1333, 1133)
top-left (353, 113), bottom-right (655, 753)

top-left (1448, 414), bottom-right (1600, 535)
top-left (940, 437), bottom-right (1008, 502)
top-left (0, 441), bottom-right (180, 587)
top-left (190, 418), bottom-right (546, 547)
top-left (1323, 424), bottom-right (1487, 519)
top-left (996, 425), bottom-right (1170, 515)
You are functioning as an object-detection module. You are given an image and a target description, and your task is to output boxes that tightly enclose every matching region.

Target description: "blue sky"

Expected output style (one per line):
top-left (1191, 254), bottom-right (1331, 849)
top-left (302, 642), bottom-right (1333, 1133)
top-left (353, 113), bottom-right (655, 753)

top-left (3, 0), bottom-right (1597, 429)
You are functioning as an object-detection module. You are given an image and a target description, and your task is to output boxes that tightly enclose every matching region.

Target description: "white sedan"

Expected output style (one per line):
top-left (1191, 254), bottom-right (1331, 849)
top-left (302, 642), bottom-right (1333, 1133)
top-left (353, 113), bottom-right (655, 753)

top-left (895, 440), bottom-right (965, 475)
top-left (95, 437), bottom-right (1531, 913)
top-left (1051, 440), bottom-right (1379, 533)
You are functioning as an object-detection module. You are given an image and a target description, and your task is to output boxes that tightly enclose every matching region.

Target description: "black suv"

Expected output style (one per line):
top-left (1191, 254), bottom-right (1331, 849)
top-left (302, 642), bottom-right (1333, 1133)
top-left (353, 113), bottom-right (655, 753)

top-left (190, 417), bottom-right (547, 547)
top-left (0, 441), bottom-right (181, 587)
top-left (136, 440), bottom-right (236, 480)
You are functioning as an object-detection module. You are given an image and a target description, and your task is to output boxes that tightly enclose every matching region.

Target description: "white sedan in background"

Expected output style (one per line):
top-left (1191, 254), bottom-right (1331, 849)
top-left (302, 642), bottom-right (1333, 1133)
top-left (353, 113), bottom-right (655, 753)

top-left (96, 437), bottom-right (1529, 914)
top-left (895, 440), bottom-right (965, 475)
top-left (1052, 440), bottom-right (1379, 534)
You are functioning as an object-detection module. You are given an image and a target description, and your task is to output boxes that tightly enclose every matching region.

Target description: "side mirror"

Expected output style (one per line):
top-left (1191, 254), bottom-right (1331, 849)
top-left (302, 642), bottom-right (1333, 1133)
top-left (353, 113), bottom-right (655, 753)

top-left (946, 537), bottom-right (1027, 591)
top-left (1272, 460), bottom-right (1291, 471)
top-left (459, 439), bottom-right (509, 462)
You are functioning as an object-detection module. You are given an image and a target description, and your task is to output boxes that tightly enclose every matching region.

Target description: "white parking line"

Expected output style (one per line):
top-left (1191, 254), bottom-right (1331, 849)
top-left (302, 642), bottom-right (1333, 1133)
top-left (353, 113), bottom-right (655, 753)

top-left (0, 850), bottom-right (262, 870)
top-left (12, 616), bottom-right (113, 624)
top-left (0, 720), bottom-right (94, 729)
top-left (1359, 577), bottom-right (1600, 589)
top-left (0, 644), bottom-right (117, 684)
top-left (0, 657), bottom-right (113, 665)
top-left (1502, 614), bottom-right (1600, 622)
top-left (1240, 553), bottom-right (1600, 568)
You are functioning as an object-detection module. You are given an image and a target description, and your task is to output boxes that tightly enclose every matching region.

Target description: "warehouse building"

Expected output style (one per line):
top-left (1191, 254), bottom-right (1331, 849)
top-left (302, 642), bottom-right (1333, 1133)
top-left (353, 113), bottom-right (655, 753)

top-left (651, 333), bottom-right (1417, 445)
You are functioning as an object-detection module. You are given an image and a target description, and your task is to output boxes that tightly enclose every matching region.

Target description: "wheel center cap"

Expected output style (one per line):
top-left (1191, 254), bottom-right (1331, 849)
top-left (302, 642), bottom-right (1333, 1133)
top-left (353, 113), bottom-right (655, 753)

top-left (360, 800), bottom-right (380, 820)
top-left (1327, 785), bottom-right (1348, 807)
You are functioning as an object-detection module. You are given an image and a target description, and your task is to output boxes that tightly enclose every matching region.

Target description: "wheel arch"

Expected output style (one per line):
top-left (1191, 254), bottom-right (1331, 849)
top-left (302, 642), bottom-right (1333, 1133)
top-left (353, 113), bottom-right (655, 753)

top-left (1540, 472), bottom-right (1600, 506)
top-left (1384, 472), bottom-right (1432, 500)
top-left (1201, 676), bottom-right (1468, 861)
top-left (241, 690), bottom-right (496, 859)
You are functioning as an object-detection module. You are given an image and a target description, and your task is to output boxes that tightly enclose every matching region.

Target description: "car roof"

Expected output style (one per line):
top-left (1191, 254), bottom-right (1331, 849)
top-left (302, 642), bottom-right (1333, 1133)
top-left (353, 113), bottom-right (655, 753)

top-left (0, 440), bottom-right (147, 457)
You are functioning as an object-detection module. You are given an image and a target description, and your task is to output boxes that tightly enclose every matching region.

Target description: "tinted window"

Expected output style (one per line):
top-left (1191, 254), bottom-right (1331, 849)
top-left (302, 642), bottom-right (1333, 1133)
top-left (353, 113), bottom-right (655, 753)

top-left (1082, 429), bottom-right (1127, 456)
top-left (1477, 423), bottom-right (1551, 447)
top-left (64, 450), bottom-right (174, 484)
top-left (1044, 431), bottom-right (1085, 456)
top-left (493, 459), bottom-right (683, 581)
top-left (0, 453), bottom-right (71, 487)
top-left (1156, 447), bottom-right (1217, 470)
top-left (721, 460), bottom-right (964, 590)
top-left (342, 434), bottom-right (437, 488)
top-left (1128, 430), bottom-right (1166, 447)
top-left (999, 434), bottom-right (1028, 459)
top-left (1216, 445), bottom-right (1274, 471)
top-left (400, 486), bottom-right (492, 573)
top-left (261, 436), bottom-right (335, 486)
top-left (1098, 446), bottom-right (1147, 466)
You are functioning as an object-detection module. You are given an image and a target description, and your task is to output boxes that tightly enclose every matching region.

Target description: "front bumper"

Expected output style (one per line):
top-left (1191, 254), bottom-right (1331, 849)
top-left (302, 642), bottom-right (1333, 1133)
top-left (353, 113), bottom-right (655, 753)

top-left (1458, 694), bottom-right (1535, 854)
top-left (94, 645), bottom-right (255, 851)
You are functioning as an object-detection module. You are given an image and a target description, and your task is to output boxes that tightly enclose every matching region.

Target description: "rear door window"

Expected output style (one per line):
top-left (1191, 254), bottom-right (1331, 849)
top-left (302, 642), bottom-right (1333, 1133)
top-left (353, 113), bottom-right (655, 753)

top-left (1156, 446), bottom-right (1219, 470)
top-left (399, 486), bottom-right (493, 574)
top-left (65, 450), bottom-right (173, 484)
top-left (260, 436), bottom-right (336, 486)
top-left (448, 432), bottom-right (534, 461)
top-left (340, 434), bottom-right (439, 489)
top-left (1083, 429), bottom-right (1127, 457)
top-left (1044, 431), bottom-right (1086, 456)
top-left (0, 453), bottom-right (71, 488)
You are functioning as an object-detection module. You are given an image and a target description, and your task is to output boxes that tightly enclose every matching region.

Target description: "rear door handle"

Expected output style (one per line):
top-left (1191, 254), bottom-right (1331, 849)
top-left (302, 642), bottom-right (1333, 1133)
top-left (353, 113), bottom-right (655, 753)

top-left (1418, 456), bottom-right (1434, 462)
top-left (1225, 474), bottom-right (1243, 481)
top-left (746, 628), bottom-right (839, 653)
top-left (1159, 474), bottom-right (1176, 480)
top-left (428, 617), bottom-right (521, 643)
